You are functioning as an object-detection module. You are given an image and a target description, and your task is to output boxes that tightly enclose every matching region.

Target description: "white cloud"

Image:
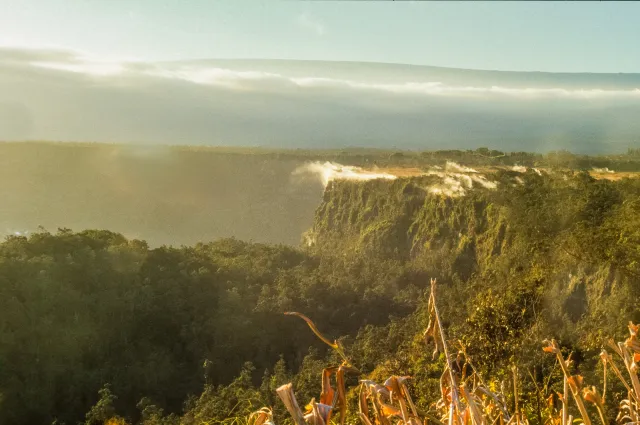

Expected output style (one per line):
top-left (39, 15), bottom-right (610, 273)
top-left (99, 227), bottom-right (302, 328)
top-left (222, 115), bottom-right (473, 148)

top-left (140, 66), bottom-right (640, 100)
top-left (296, 13), bottom-right (325, 36)
top-left (3, 45), bottom-right (640, 100)
top-left (424, 168), bottom-right (497, 197)
top-left (145, 66), bottom-right (287, 89)
top-left (445, 161), bottom-right (478, 173)
top-left (2, 45), bottom-right (640, 153)
top-left (135, 65), bottom-right (640, 100)
top-left (32, 60), bottom-right (125, 76)
top-left (592, 167), bottom-right (615, 173)
top-left (293, 162), bottom-right (396, 187)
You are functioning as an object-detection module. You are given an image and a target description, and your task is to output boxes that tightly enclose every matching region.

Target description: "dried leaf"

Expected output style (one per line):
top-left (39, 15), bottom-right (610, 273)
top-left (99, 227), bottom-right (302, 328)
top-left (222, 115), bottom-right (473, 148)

top-left (314, 403), bottom-right (333, 425)
top-left (276, 383), bottom-right (306, 425)
top-left (542, 340), bottom-right (560, 354)
top-left (320, 368), bottom-right (337, 406)
top-left (567, 375), bottom-right (584, 392)
top-left (625, 333), bottom-right (640, 353)
top-left (582, 386), bottom-right (603, 409)
top-left (336, 366), bottom-right (347, 425)
top-left (285, 312), bottom-right (339, 349)
top-left (547, 394), bottom-right (555, 409)
top-left (247, 408), bottom-right (273, 425)
top-left (380, 402), bottom-right (402, 418)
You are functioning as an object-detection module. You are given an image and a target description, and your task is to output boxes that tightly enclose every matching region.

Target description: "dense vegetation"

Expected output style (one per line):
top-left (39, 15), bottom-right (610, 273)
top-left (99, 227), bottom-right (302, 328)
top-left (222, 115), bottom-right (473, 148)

top-left (0, 149), bottom-right (639, 425)
top-left (0, 230), bottom-right (416, 425)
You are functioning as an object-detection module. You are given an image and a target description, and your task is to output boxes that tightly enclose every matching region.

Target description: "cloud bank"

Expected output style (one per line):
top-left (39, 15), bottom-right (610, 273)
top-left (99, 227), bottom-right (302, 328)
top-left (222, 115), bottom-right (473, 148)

top-left (21, 47), bottom-right (640, 100)
top-left (2, 46), bottom-right (640, 153)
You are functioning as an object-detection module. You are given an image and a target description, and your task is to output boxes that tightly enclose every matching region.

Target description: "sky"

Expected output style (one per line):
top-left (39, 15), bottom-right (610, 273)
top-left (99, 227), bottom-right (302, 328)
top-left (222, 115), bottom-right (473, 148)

top-left (1, 0), bottom-right (640, 153)
top-left (1, 0), bottom-right (640, 73)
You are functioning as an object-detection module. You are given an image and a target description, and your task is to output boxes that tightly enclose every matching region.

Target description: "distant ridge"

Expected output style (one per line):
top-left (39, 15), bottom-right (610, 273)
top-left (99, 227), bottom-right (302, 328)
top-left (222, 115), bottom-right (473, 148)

top-left (162, 58), bottom-right (640, 89)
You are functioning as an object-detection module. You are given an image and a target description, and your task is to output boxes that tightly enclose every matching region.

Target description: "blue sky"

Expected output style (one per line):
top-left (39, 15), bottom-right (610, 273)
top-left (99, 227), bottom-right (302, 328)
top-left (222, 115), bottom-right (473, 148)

top-left (1, 0), bottom-right (639, 73)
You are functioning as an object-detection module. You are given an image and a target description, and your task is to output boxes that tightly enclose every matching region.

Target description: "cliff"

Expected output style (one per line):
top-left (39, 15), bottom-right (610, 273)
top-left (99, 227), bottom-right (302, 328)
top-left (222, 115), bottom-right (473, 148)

top-left (308, 169), bottom-right (640, 348)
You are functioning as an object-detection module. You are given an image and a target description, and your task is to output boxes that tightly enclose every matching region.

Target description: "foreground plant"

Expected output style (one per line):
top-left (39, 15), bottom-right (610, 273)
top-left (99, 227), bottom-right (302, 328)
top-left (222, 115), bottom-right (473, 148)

top-left (251, 280), bottom-right (640, 425)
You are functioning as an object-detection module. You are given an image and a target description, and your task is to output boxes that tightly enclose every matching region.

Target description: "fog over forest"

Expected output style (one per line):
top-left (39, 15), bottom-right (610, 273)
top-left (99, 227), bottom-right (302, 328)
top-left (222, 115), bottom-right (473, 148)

top-left (0, 143), bottom-right (324, 246)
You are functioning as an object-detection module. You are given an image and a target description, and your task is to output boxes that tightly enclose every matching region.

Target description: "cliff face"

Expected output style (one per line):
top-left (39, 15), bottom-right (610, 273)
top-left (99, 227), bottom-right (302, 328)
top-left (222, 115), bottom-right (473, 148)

top-left (309, 170), bottom-right (640, 346)
top-left (310, 173), bottom-right (506, 264)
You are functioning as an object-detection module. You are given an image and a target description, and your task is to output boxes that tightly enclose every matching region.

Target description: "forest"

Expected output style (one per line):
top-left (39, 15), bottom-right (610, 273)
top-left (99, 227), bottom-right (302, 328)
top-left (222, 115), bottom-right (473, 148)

top-left (1, 147), bottom-right (640, 425)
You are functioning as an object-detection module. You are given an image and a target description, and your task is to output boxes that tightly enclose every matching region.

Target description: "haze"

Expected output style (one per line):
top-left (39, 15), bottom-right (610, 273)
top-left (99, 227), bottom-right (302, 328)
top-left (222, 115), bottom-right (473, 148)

top-left (2, 1), bottom-right (640, 153)
top-left (1, 0), bottom-right (640, 245)
top-left (2, 48), bottom-right (640, 153)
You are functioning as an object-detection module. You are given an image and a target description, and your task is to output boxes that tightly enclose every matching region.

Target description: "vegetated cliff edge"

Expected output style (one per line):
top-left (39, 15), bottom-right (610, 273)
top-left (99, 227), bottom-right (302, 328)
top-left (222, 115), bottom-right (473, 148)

top-left (307, 169), bottom-right (640, 356)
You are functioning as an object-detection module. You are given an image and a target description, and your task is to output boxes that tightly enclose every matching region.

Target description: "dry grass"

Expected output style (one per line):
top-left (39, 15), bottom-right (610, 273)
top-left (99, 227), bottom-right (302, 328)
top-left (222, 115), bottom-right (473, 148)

top-left (255, 279), bottom-right (640, 425)
top-left (355, 166), bottom-right (640, 181)
top-left (588, 171), bottom-right (640, 181)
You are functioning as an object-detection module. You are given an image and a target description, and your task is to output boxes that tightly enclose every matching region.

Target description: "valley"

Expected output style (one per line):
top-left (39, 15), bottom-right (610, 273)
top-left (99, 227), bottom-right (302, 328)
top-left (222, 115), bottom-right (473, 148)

top-left (1, 142), bottom-right (639, 425)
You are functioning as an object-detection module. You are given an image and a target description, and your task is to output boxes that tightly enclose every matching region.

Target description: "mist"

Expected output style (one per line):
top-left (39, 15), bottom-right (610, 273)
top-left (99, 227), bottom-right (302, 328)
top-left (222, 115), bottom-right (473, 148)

top-left (2, 47), bottom-right (640, 153)
top-left (0, 143), bottom-right (325, 246)
top-left (293, 161), bottom-right (397, 187)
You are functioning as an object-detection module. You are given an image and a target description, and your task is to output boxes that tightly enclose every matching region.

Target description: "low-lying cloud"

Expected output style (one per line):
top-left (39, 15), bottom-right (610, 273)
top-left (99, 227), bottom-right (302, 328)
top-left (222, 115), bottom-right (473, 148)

top-left (293, 161), bottom-right (397, 187)
top-left (445, 161), bottom-right (478, 173)
top-left (2, 45), bottom-right (640, 152)
top-left (6, 46), bottom-right (640, 100)
top-left (425, 164), bottom-right (497, 197)
top-left (592, 167), bottom-right (615, 173)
